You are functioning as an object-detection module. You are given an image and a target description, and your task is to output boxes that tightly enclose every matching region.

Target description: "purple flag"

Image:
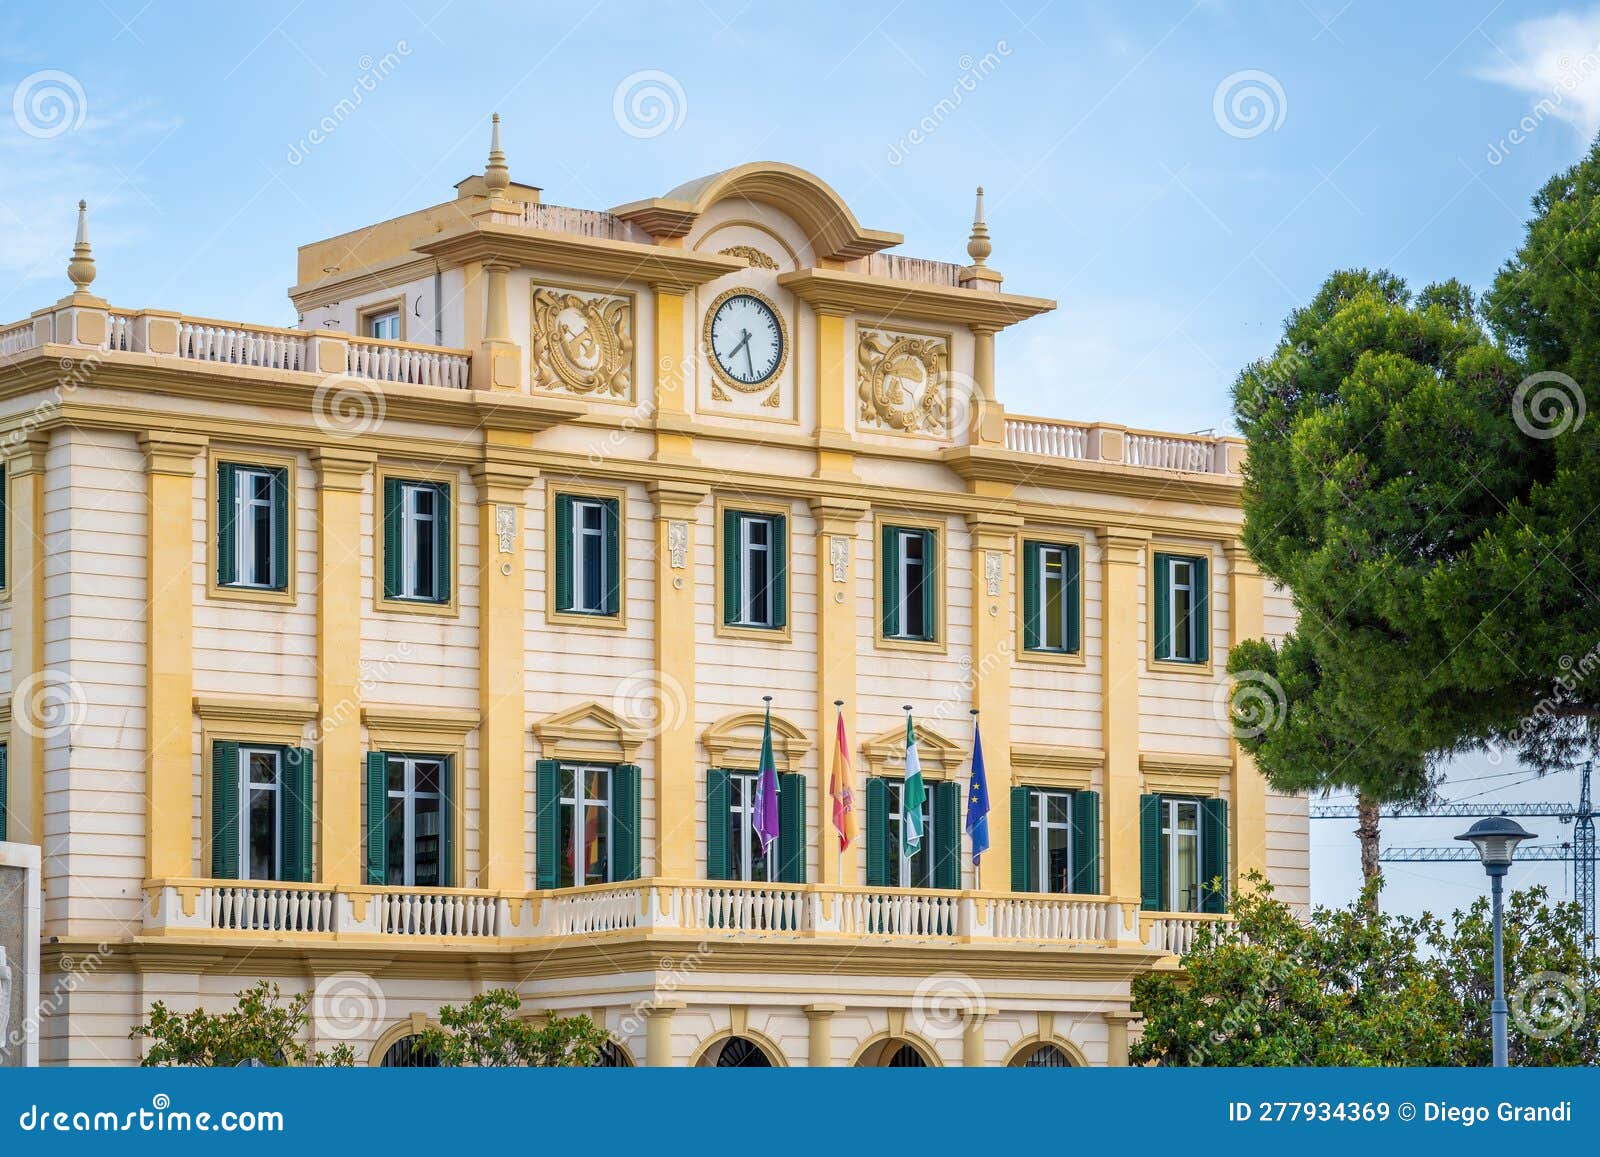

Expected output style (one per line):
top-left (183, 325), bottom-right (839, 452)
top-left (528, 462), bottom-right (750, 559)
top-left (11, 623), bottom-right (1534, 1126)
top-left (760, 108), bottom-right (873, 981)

top-left (751, 701), bottom-right (781, 855)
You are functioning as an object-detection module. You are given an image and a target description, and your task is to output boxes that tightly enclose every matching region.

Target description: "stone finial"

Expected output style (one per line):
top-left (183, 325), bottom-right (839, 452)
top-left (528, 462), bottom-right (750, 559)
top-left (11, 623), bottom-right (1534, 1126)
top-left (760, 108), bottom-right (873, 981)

top-left (67, 199), bottom-right (96, 291)
top-left (484, 113), bottom-right (510, 196)
top-left (966, 186), bottom-right (992, 267)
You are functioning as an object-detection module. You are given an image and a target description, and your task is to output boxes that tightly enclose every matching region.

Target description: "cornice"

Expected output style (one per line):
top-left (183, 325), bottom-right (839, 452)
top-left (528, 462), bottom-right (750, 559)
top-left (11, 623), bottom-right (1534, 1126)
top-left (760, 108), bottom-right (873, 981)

top-left (288, 254), bottom-right (442, 313)
top-left (778, 267), bottom-right (1055, 330)
top-left (414, 223), bottom-right (744, 291)
top-left (946, 444), bottom-right (1245, 509)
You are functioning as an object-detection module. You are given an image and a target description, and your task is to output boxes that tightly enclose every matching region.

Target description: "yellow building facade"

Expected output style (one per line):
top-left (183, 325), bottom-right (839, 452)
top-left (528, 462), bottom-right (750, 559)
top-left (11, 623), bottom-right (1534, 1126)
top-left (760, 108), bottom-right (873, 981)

top-left (0, 121), bottom-right (1305, 1067)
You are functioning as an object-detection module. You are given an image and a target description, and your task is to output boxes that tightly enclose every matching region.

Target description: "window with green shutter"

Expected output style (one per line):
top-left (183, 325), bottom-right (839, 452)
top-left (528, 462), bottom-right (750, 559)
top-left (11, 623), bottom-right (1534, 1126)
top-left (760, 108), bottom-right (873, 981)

top-left (869, 775), bottom-right (949, 889)
top-left (0, 744), bottom-right (9, 842)
top-left (535, 759), bottom-right (561, 889)
top-left (722, 509), bottom-right (787, 630)
top-left (864, 776), bottom-right (890, 887)
top-left (1152, 551), bottom-right (1210, 663)
top-left (535, 761), bottom-right (638, 887)
top-left (366, 753), bottom-right (454, 887)
top-left (383, 478), bottom-right (452, 604)
top-left (555, 492), bottom-right (620, 616)
top-left (706, 768), bottom-right (804, 882)
top-left (210, 742), bottom-right (311, 882)
top-left (1141, 793), bottom-right (1226, 912)
top-left (1011, 786), bottom-right (1099, 894)
top-left (1022, 540), bottom-right (1081, 654)
top-left (216, 462), bottom-right (289, 591)
top-left (882, 524), bottom-right (937, 641)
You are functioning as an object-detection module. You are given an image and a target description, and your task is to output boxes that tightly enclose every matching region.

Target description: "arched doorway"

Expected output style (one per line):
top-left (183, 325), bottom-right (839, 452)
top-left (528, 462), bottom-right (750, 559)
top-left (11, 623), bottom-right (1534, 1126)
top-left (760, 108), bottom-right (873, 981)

top-left (378, 1034), bottom-right (441, 1068)
top-left (853, 1037), bottom-right (937, 1067)
top-left (886, 1043), bottom-right (927, 1068)
top-left (594, 1040), bottom-right (633, 1067)
top-left (1018, 1043), bottom-right (1074, 1068)
top-left (699, 1035), bottom-right (776, 1067)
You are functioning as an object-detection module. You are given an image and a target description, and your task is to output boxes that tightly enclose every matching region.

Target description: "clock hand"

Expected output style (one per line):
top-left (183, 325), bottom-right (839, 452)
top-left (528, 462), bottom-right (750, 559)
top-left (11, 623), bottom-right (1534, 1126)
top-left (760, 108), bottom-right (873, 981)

top-left (743, 341), bottom-right (755, 378)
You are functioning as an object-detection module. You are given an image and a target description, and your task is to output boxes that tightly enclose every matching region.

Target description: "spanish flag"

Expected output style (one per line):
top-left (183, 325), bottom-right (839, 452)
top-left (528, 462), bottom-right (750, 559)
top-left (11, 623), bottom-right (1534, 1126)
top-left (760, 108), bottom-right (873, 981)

top-left (829, 703), bottom-right (856, 852)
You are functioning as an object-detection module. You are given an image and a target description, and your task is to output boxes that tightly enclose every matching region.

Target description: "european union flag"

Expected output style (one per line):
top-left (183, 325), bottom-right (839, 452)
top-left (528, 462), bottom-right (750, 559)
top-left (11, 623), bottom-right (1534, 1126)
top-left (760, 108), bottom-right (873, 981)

top-left (965, 718), bottom-right (991, 865)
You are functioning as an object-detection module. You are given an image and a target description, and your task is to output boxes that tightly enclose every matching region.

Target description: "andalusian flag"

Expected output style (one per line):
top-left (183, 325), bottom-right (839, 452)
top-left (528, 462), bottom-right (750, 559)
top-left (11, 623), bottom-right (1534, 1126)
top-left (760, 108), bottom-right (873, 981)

top-left (901, 709), bottom-right (927, 855)
top-left (829, 703), bottom-right (856, 852)
top-left (750, 699), bottom-right (781, 856)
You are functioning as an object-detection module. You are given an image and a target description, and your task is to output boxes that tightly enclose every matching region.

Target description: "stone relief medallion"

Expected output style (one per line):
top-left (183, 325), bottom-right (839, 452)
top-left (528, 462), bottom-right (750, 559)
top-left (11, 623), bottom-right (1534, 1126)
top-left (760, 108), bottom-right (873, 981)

top-left (857, 327), bottom-right (951, 435)
top-left (530, 286), bottom-right (633, 399)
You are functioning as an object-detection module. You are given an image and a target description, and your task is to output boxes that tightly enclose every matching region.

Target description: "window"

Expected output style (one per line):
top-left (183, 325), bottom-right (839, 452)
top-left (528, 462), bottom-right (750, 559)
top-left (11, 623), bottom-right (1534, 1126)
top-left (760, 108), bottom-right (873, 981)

top-left (553, 493), bottom-right (620, 617)
top-left (1022, 540), bottom-right (1080, 654)
top-left (706, 768), bottom-right (805, 883)
top-left (382, 478), bottom-right (451, 605)
top-left (216, 462), bottom-right (289, 591)
top-left (881, 524), bottom-right (938, 642)
top-left (0, 744), bottom-right (8, 842)
top-left (209, 741), bottom-right (313, 882)
top-left (534, 760), bottom-right (640, 888)
top-left (1011, 787), bottom-right (1099, 894)
top-left (865, 776), bottom-right (960, 890)
top-left (722, 509), bottom-right (787, 630)
top-left (1153, 550), bottom-right (1210, 664)
top-left (364, 308), bottom-right (401, 341)
top-left (1139, 793), bottom-right (1228, 913)
top-left (365, 752), bottom-right (453, 887)
top-left (380, 1035), bottom-right (440, 1068)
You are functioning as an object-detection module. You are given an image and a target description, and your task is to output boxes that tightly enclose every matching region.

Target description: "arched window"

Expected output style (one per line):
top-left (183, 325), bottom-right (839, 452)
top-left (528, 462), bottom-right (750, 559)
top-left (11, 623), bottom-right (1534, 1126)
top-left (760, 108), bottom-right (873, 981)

top-left (711, 1036), bottom-right (773, 1068)
top-left (886, 1043), bottom-right (927, 1068)
top-left (1020, 1044), bottom-right (1073, 1068)
top-left (594, 1040), bottom-right (632, 1068)
top-left (379, 1034), bottom-right (441, 1068)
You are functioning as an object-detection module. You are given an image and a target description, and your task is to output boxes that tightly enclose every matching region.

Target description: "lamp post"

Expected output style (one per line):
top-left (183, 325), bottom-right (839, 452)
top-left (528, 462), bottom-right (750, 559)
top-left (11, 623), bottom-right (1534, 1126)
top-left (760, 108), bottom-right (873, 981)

top-left (1455, 816), bottom-right (1537, 1067)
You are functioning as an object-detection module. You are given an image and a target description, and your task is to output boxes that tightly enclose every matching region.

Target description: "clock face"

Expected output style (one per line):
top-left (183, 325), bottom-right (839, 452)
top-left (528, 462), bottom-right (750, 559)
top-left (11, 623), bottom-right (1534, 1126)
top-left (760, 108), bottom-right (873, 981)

top-left (708, 292), bottom-right (784, 388)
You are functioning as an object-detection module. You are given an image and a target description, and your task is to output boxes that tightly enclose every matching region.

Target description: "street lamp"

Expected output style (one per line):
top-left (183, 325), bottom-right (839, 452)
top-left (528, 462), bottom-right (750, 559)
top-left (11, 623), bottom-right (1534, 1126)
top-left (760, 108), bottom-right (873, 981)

top-left (1455, 816), bottom-right (1537, 1067)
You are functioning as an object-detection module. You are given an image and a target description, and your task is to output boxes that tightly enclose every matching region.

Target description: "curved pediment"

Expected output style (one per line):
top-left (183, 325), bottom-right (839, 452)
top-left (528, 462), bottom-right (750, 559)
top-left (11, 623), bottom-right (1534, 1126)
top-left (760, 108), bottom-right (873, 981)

top-left (613, 162), bottom-right (903, 262)
top-left (701, 710), bottom-right (810, 772)
top-left (532, 701), bottom-right (646, 764)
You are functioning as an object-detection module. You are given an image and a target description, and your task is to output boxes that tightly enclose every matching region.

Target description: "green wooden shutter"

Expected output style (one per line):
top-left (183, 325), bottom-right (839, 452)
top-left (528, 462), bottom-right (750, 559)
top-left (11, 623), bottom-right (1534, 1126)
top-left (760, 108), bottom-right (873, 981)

top-left (1072, 789), bottom-right (1100, 895)
top-left (1152, 553), bottom-right (1172, 660)
top-left (1201, 797), bottom-right (1228, 913)
top-left (269, 466), bottom-right (290, 591)
top-left (778, 772), bottom-right (806, 883)
top-left (381, 478), bottom-right (402, 599)
top-left (1193, 555), bottom-right (1211, 663)
top-left (921, 529), bottom-right (939, 642)
top-left (771, 515), bottom-right (788, 629)
top-left (612, 763), bottom-right (641, 881)
top-left (865, 776), bottom-right (890, 886)
top-left (602, 497), bottom-right (621, 616)
top-left (1009, 786), bottom-right (1034, 892)
top-left (1065, 544), bottom-right (1082, 653)
top-left (722, 508), bottom-right (742, 625)
top-left (705, 769), bottom-right (731, 880)
top-left (880, 525), bottom-right (900, 638)
top-left (282, 746), bottom-right (314, 883)
top-left (216, 462), bottom-right (238, 586)
top-left (1139, 794), bottom-right (1163, 911)
top-left (210, 741), bottom-right (240, 879)
top-left (432, 483), bottom-right (451, 603)
top-left (1021, 541), bottom-right (1040, 651)
top-left (0, 745), bottom-right (9, 842)
top-left (553, 493), bottom-right (574, 612)
top-left (365, 751), bottom-right (389, 885)
top-left (933, 780), bottom-right (961, 890)
top-left (535, 759), bottom-right (560, 889)
top-left (437, 756), bottom-right (455, 888)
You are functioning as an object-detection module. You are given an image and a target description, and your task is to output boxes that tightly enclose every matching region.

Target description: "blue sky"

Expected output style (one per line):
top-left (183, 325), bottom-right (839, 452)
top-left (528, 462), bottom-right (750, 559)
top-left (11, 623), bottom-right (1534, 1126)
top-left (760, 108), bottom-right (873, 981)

top-left (4, 0), bottom-right (1598, 918)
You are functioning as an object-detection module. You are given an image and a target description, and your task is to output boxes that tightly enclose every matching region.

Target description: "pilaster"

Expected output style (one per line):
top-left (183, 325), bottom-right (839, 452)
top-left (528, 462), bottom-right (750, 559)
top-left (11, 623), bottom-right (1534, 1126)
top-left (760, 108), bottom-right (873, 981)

top-left (140, 431), bottom-right (209, 880)
top-left (804, 1003), bottom-right (843, 1067)
top-left (649, 479), bottom-right (708, 877)
top-left (643, 1000), bottom-right (684, 1067)
top-left (4, 436), bottom-right (49, 845)
top-left (651, 286), bottom-right (695, 465)
top-left (967, 501), bottom-right (1020, 890)
top-left (1225, 541), bottom-right (1268, 884)
top-left (812, 305), bottom-right (856, 481)
top-left (311, 448), bottom-right (375, 886)
top-left (808, 497), bottom-right (868, 883)
top-left (1104, 1010), bottom-right (1140, 1067)
top-left (1100, 527), bottom-right (1150, 901)
top-left (473, 439), bottom-right (539, 890)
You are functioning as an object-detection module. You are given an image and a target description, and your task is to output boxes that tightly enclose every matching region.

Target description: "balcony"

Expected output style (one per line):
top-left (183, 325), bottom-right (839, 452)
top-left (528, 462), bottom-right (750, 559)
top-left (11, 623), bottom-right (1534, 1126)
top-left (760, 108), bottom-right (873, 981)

top-left (141, 878), bottom-right (1223, 955)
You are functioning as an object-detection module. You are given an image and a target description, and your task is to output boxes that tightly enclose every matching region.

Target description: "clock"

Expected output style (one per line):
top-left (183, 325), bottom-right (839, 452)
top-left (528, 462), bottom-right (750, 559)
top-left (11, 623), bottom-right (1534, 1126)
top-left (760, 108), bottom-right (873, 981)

top-left (704, 288), bottom-right (788, 391)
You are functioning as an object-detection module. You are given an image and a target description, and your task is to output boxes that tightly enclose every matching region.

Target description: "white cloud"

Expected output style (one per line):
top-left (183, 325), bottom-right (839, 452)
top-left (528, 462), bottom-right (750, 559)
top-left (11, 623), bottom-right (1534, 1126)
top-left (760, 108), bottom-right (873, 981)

top-left (1476, 9), bottom-right (1600, 139)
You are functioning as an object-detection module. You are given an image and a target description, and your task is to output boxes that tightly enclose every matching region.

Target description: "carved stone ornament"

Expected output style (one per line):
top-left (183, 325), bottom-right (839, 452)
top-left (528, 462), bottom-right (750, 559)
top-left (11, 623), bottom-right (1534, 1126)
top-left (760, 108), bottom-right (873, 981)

top-left (530, 286), bottom-right (633, 398)
top-left (717, 244), bottom-right (779, 271)
top-left (830, 535), bottom-right (849, 583)
top-left (667, 520), bottom-right (689, 570)
top-left (985, 551), bottom-right (1002, 596)
top-left (857, 327), bottom-right (951, 435)
top-left (496, 504), bottom-right (516, 555)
